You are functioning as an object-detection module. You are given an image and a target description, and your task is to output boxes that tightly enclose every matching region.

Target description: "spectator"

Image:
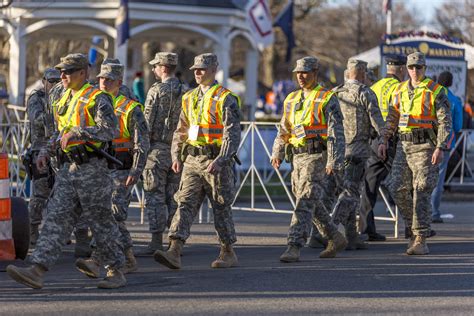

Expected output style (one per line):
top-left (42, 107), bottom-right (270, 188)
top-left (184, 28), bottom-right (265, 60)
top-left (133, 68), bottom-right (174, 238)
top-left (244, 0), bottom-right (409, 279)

top-left (132, 71), bottom-right (146, 104)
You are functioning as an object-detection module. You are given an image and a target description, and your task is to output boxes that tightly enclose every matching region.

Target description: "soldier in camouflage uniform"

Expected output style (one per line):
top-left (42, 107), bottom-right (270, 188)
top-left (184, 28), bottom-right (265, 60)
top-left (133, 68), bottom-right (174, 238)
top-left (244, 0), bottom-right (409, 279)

top-left (379, 52), bottom-right (451, 255)
top-left (100, 58), bottom-right (138, 101)
top-left (137, 52), bottom-right (183, 255)
top-left (153, 53), bottom-right (241, 269)
top-left (75, 63), bottom-right (149, 276)
top-left (271, 56), bottom-right (347, 262)
top-left (7, 53), bottom-right (126, 289)
top-left (25, 68), bottom-right (61, 246)
top-left (331, 59), bottom-right (385, 250)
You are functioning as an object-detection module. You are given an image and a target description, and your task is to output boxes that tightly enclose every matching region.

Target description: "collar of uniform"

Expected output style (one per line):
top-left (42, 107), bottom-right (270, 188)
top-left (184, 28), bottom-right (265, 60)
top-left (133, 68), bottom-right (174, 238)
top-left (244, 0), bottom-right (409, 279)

top-left (386, 73), bottom-right (401, 81)
top-left (345, 79), bottom-right (361, 85)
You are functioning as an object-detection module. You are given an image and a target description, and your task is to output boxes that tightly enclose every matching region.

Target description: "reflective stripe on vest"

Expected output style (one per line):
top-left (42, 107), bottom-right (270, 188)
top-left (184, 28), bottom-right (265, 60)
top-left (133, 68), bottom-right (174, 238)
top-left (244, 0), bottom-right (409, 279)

top-left (182, 84), bottom-right (240, 146)
top-left (371, 77), bottom-right (399, 121)
top-left (56, 83), bottom-right (104, 152)
top-left (392, 78), bottom-right (443, 132)
top-left (284, 85), bottom-right (332, 148)
top-left (113, 95), bottom-right (143, 152)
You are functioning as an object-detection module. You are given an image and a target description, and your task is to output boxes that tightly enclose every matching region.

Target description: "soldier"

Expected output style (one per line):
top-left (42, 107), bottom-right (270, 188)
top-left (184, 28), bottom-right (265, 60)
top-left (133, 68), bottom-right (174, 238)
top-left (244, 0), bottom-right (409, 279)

top-left (153, 53), bottom-right (241, 269)
top-left (6, 53), bottom-right (126, 289)
top-left (331, 59), bottom-right (385, 250)
top-left (137, 52), bottom-right (183, 255)
top-left (359, 55), bottom-right (407, 242)
top-left (378, 52), bottom-right (451, 255)
top-left (100, 58), bottom-right (137, 101)
top-left (75, 63), bottom-right (149, 275)
top-left (271, 56), bottom-right (347, 262)
top-left (25, 68), bottom-right (61, 246)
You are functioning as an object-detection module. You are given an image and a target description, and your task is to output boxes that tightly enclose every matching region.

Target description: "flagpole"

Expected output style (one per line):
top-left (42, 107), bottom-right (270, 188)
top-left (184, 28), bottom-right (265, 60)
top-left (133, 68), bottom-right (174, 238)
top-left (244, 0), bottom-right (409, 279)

top-left (386, 8), bottom-right (392, 44)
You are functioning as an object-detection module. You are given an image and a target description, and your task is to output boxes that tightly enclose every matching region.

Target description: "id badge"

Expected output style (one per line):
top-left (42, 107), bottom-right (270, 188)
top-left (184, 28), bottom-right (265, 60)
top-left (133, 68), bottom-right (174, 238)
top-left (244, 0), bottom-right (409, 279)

top-left (188, 124), bottom-right (200, 141)
top-left (294, 124), bottom-right (306, 139)
top-left (399, 114), bottom-right (410, 128)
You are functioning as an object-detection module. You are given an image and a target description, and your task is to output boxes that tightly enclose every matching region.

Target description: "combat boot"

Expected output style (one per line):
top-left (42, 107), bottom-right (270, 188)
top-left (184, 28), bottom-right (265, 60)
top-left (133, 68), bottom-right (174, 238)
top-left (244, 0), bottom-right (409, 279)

top-left (75, 258), bottom-right (100, 278)
top-left (279, 245), bottom-right (300, 262)
top-left (121, 248), bottom-right (138, 274)
top-left (135, 233), bottom-right (163, 256)
top-left (153, 239), bottom-right (183, 269)
top-left (211, 244), bottom-right (238, 268)
top-left (406, 236), bottom-right (429, 255)
top-left (74, 229), bottom-right (92, 258)
top-left (345, 226), bottom-right (368, 250)
top-left (407, 236), bottom-right (416, 249)
top-left (307, 232), bottom-right (328, 249)
top-left (30, 224), bottom-right (39, 246)
top-left (97, 268), bottom-right (126, 289)
top-left (319, 231), bottom-right (348, 258)
top-left (6, 264), bottom-right (47, 289)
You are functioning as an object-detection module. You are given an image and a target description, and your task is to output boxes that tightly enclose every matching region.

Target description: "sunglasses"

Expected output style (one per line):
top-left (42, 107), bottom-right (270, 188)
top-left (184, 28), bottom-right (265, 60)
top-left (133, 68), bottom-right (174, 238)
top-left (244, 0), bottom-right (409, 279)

top-left (60, 68), bottom-right (81, 75)
top-left (47, 78), bottom-right (60, 84)
top-left (408, 65), bottom-right (424, 70)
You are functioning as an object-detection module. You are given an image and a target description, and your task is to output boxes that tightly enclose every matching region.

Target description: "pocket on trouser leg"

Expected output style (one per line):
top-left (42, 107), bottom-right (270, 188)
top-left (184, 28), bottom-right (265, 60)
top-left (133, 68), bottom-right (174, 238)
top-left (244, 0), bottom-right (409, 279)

top-left (414, 165), bottom-right (439, 193)
top-left (142, 169), bottom-right (158, 191)
top-left (213, 167), bottom-right (234, 208)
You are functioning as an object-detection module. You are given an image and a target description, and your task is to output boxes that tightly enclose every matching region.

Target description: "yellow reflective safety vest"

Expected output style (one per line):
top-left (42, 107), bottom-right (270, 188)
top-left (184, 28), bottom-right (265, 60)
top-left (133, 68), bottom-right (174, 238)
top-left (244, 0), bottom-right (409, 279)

top-left (182, 83), bottom-right (240, 147)
top-left (283, 85), bottom-right (333, 148)
top-left (113, 94), bottom-right (143, 152)
top-left (370, 77), bottom-right (399, 121)
top-left (56, 83), bottom-right (104, 152)
top-left (391, 78), bottom-right (444, 132)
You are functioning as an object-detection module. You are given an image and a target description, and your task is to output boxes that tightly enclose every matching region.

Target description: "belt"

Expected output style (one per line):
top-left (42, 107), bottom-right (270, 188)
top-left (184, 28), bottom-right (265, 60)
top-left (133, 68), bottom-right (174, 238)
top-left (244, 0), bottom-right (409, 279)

top-left (187, 144), bottom-right (220, 159)
top-left (57, 148), bottom-right (102, 166)
top-left (292, 138), bottom-right (326, 155)
top-left (399, 129), bottom-right (429, 144)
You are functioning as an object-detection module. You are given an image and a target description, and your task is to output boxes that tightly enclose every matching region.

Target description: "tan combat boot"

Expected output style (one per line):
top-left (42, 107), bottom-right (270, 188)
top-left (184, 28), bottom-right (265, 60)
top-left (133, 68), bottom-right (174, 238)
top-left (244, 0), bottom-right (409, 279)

top-left (30, 224), bottom-right (39, 246)
top-left (97, 268), bottom-right (126, 289)
top-left (121, 248), bottom-right (138, 274)
top-left (211, 244), bottom-right (238, 268)
top-left (74, 228), bottom-right (92, 258)
top-left (279, 245), bottom-right (300, 262)
top-left (6, 264), bottom-right (47, 289)
top-left (153, 239), bottom-right (183, 269)
top-left (307, 232), bottom-right (328, 249)
top-left (407, 236), bottom-right (416, 250)
top-left (75, 258), bottom-right (100, 278)
top-left (406, 236), bottom-right (429, 255)
top-left (319, 231), bottom-right (348, 258)
top-left (135, 233), bottom-right (163, 256)
top-left (345, 227), bottom-right (369, 250)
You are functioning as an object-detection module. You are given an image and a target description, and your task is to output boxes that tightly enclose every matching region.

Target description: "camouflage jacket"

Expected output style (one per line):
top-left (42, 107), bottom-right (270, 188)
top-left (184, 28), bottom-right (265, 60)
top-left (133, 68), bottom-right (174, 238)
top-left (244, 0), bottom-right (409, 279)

top-left (27, 89), bottom-right (55, 151)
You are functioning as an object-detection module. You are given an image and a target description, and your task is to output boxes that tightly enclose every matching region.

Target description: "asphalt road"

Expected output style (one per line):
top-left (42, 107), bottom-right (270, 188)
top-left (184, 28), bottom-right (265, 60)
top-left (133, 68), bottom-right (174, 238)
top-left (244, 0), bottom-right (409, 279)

top-left (1, 199), bottom-right (473, 315)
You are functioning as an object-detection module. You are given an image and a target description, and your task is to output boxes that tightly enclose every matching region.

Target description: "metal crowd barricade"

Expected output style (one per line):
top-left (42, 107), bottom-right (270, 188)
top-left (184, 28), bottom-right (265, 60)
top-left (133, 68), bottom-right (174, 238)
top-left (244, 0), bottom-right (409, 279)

top-left (445, 129), bottom-right (474, 187)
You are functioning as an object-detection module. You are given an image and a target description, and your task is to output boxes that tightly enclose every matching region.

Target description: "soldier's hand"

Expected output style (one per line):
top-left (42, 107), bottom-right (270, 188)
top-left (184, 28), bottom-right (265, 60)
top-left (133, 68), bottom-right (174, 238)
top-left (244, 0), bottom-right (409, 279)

top-left (378, 143), bottom-right (387, 161)
top-left (206, 160), bottom-right (222, 175)
top-left (271, 158), bottom-right (281, 170)
top-left (172, 161), bottom-right (182, 173)
top-left (60, 132), bottom-right (74, 150)
top-left (36, 155), bottom-right (49, 172)
top-left (325, 167), bottom-right (334, 175)
top-left (125, 175), bottom-right (138, 186)
top-left (432, 148), bottom-right (444, 165)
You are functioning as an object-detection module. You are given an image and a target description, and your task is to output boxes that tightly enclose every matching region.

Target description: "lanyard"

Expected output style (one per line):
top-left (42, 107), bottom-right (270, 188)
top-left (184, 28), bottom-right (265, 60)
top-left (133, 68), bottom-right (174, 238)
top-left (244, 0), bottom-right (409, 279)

top-left (293, 88), bottom-right (317, 125)
top-left (191, 83), bottom-right (218, 125)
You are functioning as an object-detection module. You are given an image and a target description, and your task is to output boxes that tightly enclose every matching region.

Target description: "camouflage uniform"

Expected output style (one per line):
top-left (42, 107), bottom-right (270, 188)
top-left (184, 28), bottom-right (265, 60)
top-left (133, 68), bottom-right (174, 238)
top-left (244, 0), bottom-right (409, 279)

top-left (272, 57), bottom-right (345, 249)
top-left (101, 57), bottom-right (138, 101)
top-left (332, 59), bottom-right (384, 243)
top-left (143, 53), bottom-right (183, 237)
top-left (30, 54), bottom-right (124, 271)
top-left (383, 53), bottom-right (452, 240)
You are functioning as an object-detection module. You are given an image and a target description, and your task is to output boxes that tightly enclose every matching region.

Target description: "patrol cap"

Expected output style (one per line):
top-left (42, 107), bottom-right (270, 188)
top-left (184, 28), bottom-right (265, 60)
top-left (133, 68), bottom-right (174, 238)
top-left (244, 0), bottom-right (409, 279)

top-left (96, 63), bottom-right (124, 81)
top-left (102, 58), bottom-right (121, 65)
top-left (407, 52), bottom-right (426, 67)
top-left (347, 59), bottom-right (368, 71)
top-left (292, 56), bottom-right (319, 72)
top-left (149, 52), bottom-right (178, 66)
top-left (43, 68), bottom-right (61, 80)
top-left (385, 55), bottom-right (407, 66)
top-left (190, 53), bottom-right (218, 70)
top-left (55, 53), bottom-right (89, 71)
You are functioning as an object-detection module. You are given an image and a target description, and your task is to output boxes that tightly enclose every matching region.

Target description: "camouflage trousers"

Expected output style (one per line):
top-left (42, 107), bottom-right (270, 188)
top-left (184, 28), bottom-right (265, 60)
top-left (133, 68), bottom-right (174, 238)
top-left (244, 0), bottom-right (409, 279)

top-left (110, 169), bottom-right (135, 250)
top-left (288, 152), bottom-right (338, 248)
top-left (30, 158), bottom-right (124, 269)
top-left (169, 155), bottom-right (237, 245)
top-left (28, 176), bottom-right (51, 226)
top-left (143, 146), bottom-right (181, 234)
top-left (332, 155), bottom-right (368, 236)
top-left (385, 141), bottom-right (438, 237)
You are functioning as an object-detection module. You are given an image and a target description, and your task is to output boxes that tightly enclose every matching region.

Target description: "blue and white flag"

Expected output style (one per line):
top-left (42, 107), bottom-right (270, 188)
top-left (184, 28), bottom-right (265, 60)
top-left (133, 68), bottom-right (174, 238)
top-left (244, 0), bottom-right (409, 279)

top-left (245, 0), bottom-right (274, 51)
top-left (116, 0), bottom-right (130, 46)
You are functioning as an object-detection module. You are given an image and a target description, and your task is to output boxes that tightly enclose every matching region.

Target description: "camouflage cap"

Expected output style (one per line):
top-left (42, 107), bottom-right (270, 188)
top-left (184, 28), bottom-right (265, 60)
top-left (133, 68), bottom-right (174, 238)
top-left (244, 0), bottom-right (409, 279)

top-left (102, 58), bottom-right (121, 65)
top-left (54, 53), bottom-right (89, 71)
top-left (190, 53), bottom-right (218, 70)
top-left (407, 52), bottom-right (426, 67)
top-left (347, 59), bottom-right (368, 71)
top-left (96, 63), bottom-right (124, 81)
top-left (386, 55), bottom-right (407, 66)
top-left (292, 56), bottom-right (319, 72)
top-left (43, 68), bottom-right (61, 80)
top-left (149, 52), bottom-right (178, 66)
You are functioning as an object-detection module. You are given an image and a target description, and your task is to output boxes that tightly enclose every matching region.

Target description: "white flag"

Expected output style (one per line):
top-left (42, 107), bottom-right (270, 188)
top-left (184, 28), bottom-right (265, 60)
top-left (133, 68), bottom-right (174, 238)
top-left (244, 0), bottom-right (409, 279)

top-left (246, 0), bottom-right (274, 51)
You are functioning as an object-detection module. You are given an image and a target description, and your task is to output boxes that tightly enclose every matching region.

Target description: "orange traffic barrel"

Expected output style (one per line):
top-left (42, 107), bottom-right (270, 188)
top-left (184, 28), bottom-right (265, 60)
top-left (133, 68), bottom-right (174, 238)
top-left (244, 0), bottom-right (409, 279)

top-left (0, 153), bottom-right (15, 260)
